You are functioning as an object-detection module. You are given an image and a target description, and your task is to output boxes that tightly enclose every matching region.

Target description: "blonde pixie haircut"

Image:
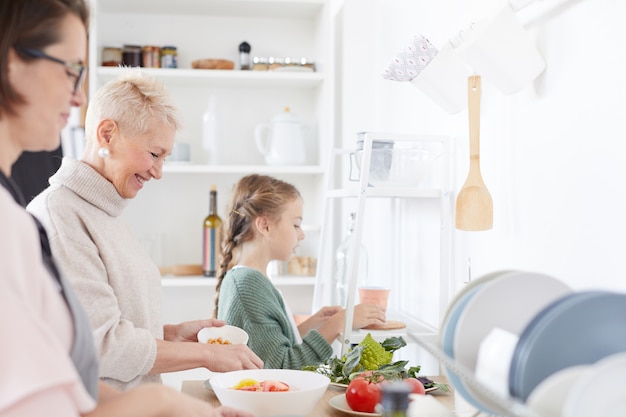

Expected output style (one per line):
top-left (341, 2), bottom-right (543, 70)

top-left (84, 68), bottom-right (182, 139)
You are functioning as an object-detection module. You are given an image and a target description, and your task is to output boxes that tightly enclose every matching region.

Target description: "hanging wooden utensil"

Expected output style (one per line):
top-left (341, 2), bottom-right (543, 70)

top-left (456, 75), bottom-right (493, 231)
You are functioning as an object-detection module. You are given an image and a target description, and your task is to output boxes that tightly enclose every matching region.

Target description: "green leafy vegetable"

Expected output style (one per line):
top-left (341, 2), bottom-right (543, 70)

top-left (302, 334), bottom-right (449, 392)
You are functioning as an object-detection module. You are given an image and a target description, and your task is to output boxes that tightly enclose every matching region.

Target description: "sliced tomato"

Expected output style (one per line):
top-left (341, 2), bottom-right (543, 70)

top-left (238, 385), bottom-right (261, 391)
top-left (261, 380), bottom-right (290, 392)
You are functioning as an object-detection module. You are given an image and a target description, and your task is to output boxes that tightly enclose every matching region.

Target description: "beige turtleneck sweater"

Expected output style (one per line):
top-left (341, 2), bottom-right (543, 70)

top-left (27, 157), bottom-right (162, 391)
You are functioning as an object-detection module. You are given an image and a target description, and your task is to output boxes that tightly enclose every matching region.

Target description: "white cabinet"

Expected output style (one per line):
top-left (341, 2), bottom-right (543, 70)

top-left (88, 0), bottom-right (333, 276)
top-left (313, 132), bottom-right (454, 357)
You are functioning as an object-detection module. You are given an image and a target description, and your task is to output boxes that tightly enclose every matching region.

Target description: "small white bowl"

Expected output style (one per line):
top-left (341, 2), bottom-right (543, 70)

top-left (197, 325), bottom-right (249, 345)
top-left (210, 369), bottom-right (329, 417)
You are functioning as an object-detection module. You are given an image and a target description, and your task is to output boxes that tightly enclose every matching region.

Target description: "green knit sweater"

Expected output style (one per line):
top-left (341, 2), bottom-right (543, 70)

top-left (217, 267), bottom-right (333, 369)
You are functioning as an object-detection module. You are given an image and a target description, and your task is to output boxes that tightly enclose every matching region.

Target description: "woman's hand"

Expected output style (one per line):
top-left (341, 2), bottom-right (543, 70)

top-left (203, 344), bottom-right (264, 371)
top-left (351, 303), bottom-right (386, 329)
top-left (164, 319), bottom-right (226, 342)
top-left (153, 334), bottom-right (263, 374)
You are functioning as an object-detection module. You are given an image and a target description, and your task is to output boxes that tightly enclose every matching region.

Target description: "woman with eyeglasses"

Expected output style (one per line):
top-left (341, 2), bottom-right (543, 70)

top-left (0, 1), bottom-right (255, 416)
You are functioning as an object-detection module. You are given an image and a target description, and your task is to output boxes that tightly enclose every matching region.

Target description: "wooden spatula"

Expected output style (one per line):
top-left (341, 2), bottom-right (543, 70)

top-left (456, 75), bottom-right (493, 231)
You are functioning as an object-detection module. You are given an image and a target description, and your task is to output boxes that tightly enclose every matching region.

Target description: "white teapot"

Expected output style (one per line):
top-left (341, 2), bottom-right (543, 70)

top-left (255, 107), bottom-right (307, 165)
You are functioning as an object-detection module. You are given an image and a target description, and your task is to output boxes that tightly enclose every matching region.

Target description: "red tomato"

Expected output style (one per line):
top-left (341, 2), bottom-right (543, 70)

top-left (403, 378), bottom-right (426, 395)
top-left (346, 378), bottom-right (381, 413)
top-left (354, 370), bottom-right (385, 384)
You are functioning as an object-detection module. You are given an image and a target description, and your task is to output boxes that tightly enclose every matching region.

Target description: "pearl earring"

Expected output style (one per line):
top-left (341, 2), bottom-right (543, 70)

top-left (98, 147), bottom-right (110, 158)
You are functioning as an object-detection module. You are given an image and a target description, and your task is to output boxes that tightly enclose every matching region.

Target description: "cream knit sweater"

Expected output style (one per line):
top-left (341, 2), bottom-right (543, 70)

top-left (27, 158), bottom-right (161, 391)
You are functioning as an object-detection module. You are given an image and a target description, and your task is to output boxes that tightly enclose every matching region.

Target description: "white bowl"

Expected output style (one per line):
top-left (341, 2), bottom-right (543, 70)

top-left (209, 369), bottom-right (330, 417)
top-left (197, 325), bottom-right (249, 345)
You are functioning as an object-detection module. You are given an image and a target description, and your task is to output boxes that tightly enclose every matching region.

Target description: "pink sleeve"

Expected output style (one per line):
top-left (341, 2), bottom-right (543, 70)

top-left (0, 297), bottom-right (96, 416)
top-left (0, 193), bottom-right (95, 416)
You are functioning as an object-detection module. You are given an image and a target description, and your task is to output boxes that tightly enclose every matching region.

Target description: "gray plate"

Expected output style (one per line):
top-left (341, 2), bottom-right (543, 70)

top-left (509, 290), bottom-right (626, 401)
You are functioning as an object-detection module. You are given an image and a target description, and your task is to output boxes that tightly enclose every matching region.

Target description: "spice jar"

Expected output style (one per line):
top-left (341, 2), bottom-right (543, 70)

top-left (268, 57), bottom-right (284, 71)
top-left (252, 56), bottom-right (268, 71)
top-left (122, 44), bottom-right (141, 67)
top-left (142, 46), bottom-right (161, 68)
top-left (161, 46), bottom-right (177, 69)
top-left (299, 57), bottom-right (316, 71)
top-left (102, 46), bottom-right (122, 67)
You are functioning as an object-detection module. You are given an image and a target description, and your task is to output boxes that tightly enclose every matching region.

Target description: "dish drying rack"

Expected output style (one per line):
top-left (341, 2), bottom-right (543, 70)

top-left (410, 333), bottom-right (541, 417)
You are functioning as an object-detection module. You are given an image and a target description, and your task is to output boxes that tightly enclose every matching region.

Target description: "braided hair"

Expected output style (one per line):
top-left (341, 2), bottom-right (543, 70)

top-left (213, 174), bottom-right (301, 318)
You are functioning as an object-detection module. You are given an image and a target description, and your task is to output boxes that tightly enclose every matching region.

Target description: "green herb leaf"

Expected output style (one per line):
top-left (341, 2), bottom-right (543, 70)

top-left (343, 345), bottom-right (364, 378)
top-left (380, 336), bottom-right (407, 353)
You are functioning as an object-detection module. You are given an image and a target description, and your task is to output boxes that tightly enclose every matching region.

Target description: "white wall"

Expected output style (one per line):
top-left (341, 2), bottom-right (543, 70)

top-left (334, 0), bottom-right (626, 294)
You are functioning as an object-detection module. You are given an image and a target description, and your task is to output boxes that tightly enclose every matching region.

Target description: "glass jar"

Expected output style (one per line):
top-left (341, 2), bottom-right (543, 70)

top-left (121, 44), bottom-right (141, 67)
top-left (142, 46), bottom-right (160, 68)
top-left (252, 56), bottom-right (268, 71)
top-left (268, 57), bottom-right (284, 71)
top-left (102, 46), bottom-right (122, 67)
top-left (161, 46), bottom-right (177, 68)
top-left (299, 57), bottom-right (316, 71)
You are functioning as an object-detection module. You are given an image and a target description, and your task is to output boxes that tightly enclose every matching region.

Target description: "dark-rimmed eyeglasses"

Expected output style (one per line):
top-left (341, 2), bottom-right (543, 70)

top-left (16, 47), bottom-right (86, 94)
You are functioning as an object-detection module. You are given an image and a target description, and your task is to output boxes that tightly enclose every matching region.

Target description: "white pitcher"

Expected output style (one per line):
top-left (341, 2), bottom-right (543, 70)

top-left (255, 107), bottom-right (307, 165)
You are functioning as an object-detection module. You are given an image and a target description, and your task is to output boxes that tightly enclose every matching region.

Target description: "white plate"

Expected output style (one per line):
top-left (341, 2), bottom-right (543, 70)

top-left (330, 382), bottom-right (438, 393)
top-left (526, 365), bottom-right (590, 417)
top-left (440, 270), bottom-right (515, 333)
top-left (454, 271), bottom-right (571, 374)
top-left (329, 394), bottom-right (381, 416)
top-left (563, 353), bottom-right (626, 417)
top-left (440, 272), bottom-right (505, 413)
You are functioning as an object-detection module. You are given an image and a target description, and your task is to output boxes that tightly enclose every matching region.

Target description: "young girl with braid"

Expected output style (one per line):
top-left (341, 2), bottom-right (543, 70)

top-left (214, 174), bottom-right (386, 369)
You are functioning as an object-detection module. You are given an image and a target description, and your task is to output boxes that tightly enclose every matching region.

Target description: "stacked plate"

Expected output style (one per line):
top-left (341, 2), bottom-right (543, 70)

top-left (441, 272), bottom-right (626, 415)
top-left (526, 352), bottom-right (626, 417)
top-left (509, 291), bottom-right (626, 401)
top-left (440, 270), bottom-right (572, 414)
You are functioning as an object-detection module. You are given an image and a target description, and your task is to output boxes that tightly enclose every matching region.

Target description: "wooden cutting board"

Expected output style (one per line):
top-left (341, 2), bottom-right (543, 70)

top-left (363, 320), bottom-right (406, 331)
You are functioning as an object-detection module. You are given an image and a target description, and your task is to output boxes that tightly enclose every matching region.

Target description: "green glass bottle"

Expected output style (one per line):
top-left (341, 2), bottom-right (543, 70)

top-left (202, 185), bottom-right (222, 277)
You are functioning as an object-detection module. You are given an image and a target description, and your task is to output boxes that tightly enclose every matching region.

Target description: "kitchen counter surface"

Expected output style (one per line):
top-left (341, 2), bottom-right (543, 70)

top-left (181, 376), bottom-right (454, 416)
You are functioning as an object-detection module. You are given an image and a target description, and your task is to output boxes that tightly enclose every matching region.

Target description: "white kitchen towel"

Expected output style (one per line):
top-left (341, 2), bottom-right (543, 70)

top-left (382, 34), bottom-right (439, 82)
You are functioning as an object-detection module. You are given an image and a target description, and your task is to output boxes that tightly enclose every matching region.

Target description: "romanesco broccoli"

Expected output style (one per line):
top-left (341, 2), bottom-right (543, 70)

top-left (358, 333), bottom-right (393, 370)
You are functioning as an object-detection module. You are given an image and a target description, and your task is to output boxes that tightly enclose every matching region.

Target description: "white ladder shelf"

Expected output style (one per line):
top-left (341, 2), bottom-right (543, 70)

top-left (313, 132), bottom-right (454, 356)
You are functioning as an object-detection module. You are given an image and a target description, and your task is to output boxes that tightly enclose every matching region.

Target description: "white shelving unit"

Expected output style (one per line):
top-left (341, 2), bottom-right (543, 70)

top-left (313, 132), bottom-right (454, 355)
top-left (88, 3), bottom-right (334, 376)
top-left (88, 1), bottom-right (333, 268)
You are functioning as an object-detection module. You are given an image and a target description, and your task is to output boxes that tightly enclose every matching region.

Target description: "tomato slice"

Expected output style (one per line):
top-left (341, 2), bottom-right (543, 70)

top-left (261, 380), bottom-right (290, 392)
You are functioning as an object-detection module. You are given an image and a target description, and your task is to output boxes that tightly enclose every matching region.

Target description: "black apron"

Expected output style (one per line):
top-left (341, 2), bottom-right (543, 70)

top-left (0, 171), bottom-right (99, 399)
